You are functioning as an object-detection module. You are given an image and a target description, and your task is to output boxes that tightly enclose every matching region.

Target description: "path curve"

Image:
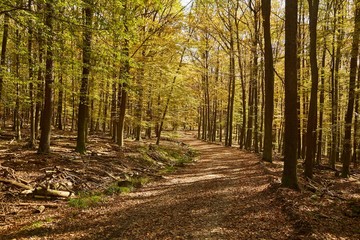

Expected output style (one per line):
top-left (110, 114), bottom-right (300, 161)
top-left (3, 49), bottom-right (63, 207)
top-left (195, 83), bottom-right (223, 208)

top-left (6, 136), bottom-right (294, 239)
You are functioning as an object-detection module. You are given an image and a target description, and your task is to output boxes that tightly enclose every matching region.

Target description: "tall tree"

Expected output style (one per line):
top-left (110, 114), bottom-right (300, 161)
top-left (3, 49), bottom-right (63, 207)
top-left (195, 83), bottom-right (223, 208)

top-left (38, 0), bottom-right (54, 154)
top-left (261, 0), bottom-right (275, 163)
top-left (304, 0), bottom-right (319, 179)
top-left (28, 0), bottom-right (35, 147)
top-left (76, 0), bottom-right (93, 154)
top-left (0, 13), bottom-right (9, 125)
top-left (282, 0), bottom-right (299, 189)
top-left (116, 0), bottom-right (130, 147)
top-left (341, 0), bottom-right (360, 177)
top-left (330, 0), bottom-right (344, 168)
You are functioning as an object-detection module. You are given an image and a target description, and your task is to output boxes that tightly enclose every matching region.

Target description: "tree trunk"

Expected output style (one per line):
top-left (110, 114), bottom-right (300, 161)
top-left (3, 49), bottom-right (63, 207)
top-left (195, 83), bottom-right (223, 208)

top-left (28, 0), bottom-right (35, 147)
top-left (135, 50), bottom-right (145, 141)
top-left (156, 48), bottom-right (186, 145)
top-left (341, 1), bottom-right (360, 178)
top-left (57, 74), bottom-right (63, 130)
top-left (316, 34), bottom-right (327, 165)
top-left (76, 0), bottom-right (93, 154)
top-left (282, 0), bottom-right (299, 190)
top-left (304, 0), bottom-right (319, 179)
top-left (261, 0), bottom-right (275, 162)
top-left (38, 1), bottom-right (54, 154)
top-left (117, 41), bottom-right (130, 147)
top-left (14, 29), bottom-right (21, 141)
top-left (330, 1), bottom-right (344, 168)
top-left (0, 13), bottom-right (9, 125)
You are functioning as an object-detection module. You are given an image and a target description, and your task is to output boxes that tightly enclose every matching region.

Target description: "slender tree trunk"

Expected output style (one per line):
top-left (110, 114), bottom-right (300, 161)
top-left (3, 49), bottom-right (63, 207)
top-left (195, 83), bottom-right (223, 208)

top-left (262, 0), bottom-right (275, 162)
top-left (341, 1), bottom-right (360, 178)
top-left (15, 29), bottom-right (21, 140)
top-left (354, 59), bottom-right (360, 168)
top-left (28, 0), bottom-right (36, 147)
top-left (304, 0), bottom-right (319, 179)
top-left (253, 1), bottom-right (260, 152)
top-left (35, 27), bottom-right (44, 139)
top-left (117, 41), bottom-right (130, 147)
top-left (135, 51), bottom-right (145, 141)
top-left (156, 48), bottom-right (186, 145)
top-left (330, 1), bottom-right (344, 168)
top-left (282, 0), bottom-right (299, 190)
top-left (353, 73), bottom-right (359, 166)
top-left (246, 81), bottom-right (254, 150)
top-left (316, 36), bottom-right (327, 165)
top-left (0, 13), bottom-right (9, 125)
top-left (57, 74), bottom-right (63, 130)
top-left (103, 81), bottom-right (109, 133)
top-left (38, 1), bottom-right (54, 154)
top-left (76, 0), bottom-right (93, 154)
top-left (111, 79), bottom-right (117, 140)
top-left (227, 35), bottom-right (236, 147)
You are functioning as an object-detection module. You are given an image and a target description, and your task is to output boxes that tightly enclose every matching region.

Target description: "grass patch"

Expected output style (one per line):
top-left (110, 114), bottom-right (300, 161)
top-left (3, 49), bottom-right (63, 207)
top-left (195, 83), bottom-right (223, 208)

top-left (159, 165), bottom-right (176, 174)
top-left (21, 218), bottom-right (54, 231)
top-left (105, 183), bottom-right (132, 195)
top-left (68, 193), bottom-right (103, 208)
top-left (130, 177), bottom-right (150, 187)
top-left (148, 143), bottom-right (198, 175)
top-left (105, 177), bottom-right (149, 195)
top-left (153, 145), bottom-right (197, 165)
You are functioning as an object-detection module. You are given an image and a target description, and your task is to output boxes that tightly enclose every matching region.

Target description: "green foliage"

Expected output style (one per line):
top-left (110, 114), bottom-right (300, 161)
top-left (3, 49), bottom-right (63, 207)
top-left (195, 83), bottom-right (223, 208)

top-left (130, 176), bottom-right (150, 187)
top-left (104, 177), bottom-right (149, 195)
top-left (68, 193), bottom-right (103, 209)
top-left (105, 183), bottom-right (132, 195)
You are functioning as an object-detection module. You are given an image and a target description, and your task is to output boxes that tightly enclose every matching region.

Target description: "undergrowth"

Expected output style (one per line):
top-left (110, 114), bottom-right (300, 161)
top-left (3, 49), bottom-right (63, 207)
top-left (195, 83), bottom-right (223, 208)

top-left (69, 141), bottom-right (197, 208)
top-left (68, 193), bottom-right (103, 208)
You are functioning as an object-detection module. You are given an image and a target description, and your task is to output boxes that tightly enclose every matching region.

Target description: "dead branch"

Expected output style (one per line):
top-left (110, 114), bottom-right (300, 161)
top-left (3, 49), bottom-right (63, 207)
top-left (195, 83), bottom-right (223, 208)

top-left (104, 171), bottom-right (120, 181)
top-left (3, 202), bottom-right (62, 208)
top-left (0, 178), bottom-right (33, 190)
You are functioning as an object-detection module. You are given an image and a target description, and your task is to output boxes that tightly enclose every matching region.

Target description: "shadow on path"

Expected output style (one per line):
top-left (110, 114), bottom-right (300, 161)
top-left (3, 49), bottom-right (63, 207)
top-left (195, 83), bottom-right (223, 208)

top-left (5, 136), bottom-right (296, 240)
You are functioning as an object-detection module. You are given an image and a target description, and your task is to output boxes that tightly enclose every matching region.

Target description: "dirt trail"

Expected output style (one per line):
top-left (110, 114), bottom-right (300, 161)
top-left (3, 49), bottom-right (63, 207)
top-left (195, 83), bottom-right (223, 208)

top-left (5, 136), bottom-right (295, 240)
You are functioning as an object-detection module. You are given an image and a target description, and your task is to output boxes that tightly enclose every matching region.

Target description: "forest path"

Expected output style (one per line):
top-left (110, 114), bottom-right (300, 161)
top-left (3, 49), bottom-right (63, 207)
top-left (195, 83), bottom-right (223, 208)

top-left (6, 134), bottom-right (294, 239)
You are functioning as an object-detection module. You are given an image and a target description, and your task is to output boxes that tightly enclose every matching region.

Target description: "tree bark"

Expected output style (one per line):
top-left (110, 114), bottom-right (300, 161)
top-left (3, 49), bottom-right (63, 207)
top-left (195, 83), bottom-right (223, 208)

top-left (261, 0), bottom-right (275, 162)
top-left (341, 1), bottom-right (360, 178)
top-left (316, 33), bottom-right (327, 165)
top-left (304, 0), bottom-right (319, 179)
top-left (117, 41), bottom-right (130, 147)
top-left (28, 0), bottom-right (36, 147)
top-left (38, 1), bottom-right (54, 154)
top-left (76, 0), bottom-right (93, 154)
top-left (0, 13), bottom-right (9, 126)
top-left (282, 0), bottom-right (299, 190)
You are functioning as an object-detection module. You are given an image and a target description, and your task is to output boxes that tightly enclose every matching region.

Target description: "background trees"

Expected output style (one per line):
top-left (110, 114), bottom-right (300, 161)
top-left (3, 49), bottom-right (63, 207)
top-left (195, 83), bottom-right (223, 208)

top-left (0, 0), bottom-right (360, 184)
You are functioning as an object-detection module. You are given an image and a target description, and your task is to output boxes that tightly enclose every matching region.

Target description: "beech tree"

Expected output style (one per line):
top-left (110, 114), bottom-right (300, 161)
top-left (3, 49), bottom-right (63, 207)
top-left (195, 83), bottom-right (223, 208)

top-left (282, 0), bottom-right (299, 189)
top-left (341, 0), bottom-right (360, 177)
top-left (0, 0), bottom-right (359, 179)
top-left (304, 0), bottom-right (319, 179)
top-left (76, 0), bottom-right (93, 154)
top-left (261, 0), bottom-right (275, 163)
top-left (38, 0), bottom-right (54, 154)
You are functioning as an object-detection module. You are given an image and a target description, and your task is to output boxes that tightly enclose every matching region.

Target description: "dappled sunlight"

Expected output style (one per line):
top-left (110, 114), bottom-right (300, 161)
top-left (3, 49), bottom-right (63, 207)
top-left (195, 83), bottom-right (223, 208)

top-left (3, 137), bottom-right (293, 240)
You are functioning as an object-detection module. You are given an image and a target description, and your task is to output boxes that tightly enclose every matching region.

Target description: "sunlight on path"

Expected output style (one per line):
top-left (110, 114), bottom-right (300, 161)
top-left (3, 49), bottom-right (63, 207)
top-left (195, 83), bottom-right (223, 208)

top-left (4, 136), bottom-right (294, 240)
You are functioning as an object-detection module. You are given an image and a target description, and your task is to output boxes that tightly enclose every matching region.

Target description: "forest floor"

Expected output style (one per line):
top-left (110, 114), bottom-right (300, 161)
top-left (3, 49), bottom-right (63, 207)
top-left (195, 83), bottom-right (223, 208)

top-left (1, 131), bottom-right (360, 239)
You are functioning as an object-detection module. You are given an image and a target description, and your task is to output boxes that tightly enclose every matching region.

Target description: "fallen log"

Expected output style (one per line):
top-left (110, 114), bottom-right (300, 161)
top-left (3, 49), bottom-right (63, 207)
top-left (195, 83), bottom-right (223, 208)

top-left (0, 178), bottom-right (75, 198)
top-left (3, 202), bottom-right (62, 208)
top-left (0, 178), bottom-right (33, 190)
top-left (34, 188), bottom-right (75, 198)
top-left (22, 187), bottom-right (75, 198)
